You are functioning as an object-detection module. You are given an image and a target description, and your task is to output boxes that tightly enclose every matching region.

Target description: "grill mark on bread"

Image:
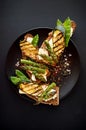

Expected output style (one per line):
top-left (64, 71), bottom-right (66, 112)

top-left (53, 36), bottom-right (64, 47)
top-left (53, 32), bottom-right (63, 44)
top-left (54, 45), bottom-right (64, 53)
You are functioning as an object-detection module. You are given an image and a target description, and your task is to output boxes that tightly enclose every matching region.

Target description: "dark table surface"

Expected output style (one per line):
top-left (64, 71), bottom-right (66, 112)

top-left (0, 0), bottom-right (86, 129)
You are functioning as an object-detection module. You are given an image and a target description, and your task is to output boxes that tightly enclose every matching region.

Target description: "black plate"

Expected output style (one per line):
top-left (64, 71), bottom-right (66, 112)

top-left (5, 28), bottom-right (80, 101)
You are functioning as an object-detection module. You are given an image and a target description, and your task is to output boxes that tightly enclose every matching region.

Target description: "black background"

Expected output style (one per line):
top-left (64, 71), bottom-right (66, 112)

top-left (0, 0), bottom-right (86, 129)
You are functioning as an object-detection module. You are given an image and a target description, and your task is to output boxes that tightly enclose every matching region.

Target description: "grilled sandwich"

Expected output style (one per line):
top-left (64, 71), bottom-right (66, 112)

top-left (19, 82), bottom-right (59, 105)
top-left (19, 20), bottom-right (76, 66)
top-left (38, 20), bottom-right (76, 65)
top-left (20, 35), bottom-right (38, 60)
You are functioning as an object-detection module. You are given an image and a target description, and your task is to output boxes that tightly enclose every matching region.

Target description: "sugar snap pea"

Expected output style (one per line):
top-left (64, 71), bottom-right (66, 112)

top-left (32, 34), bottom-right (39, 47)
top-left (22, 65), bottom-right (46, 74)
top-left (10, 76), bottom-right (21, 85)
top-left (10, 69), bottom-right (30, 85)
top-left (15, 69), bottom-right (30, 82)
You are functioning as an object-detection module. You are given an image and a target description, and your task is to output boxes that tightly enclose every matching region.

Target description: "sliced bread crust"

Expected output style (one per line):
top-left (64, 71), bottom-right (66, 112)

top-left (20, 86), bottom-right (59, 106)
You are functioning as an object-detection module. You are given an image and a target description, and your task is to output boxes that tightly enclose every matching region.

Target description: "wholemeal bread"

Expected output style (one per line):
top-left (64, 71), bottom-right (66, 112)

top-left (26, 87), bottom-right (59, 106)
top-left (19, 83), bottom-right (59, 106)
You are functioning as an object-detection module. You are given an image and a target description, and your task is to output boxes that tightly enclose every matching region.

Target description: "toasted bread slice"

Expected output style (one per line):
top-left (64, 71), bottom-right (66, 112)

top-left (19, 82), bottom-right (59, 106)
top-left (19, 34), bottom-right (56, 66)
top-left (20, 41), bottom-right (38, 60)
top-left (39, 20), bottom-right (76, 64)
top-left (19, 20), bottom-right (76, 66)
top-left (71, 20), bottom-right (76, 32)
top-left (26, 87), bottom-right (59, 106)
top-left (41, 30), bottom-right (65, 57)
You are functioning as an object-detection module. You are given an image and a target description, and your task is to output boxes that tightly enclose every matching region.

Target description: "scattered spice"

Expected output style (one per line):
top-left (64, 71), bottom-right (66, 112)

top-left (48, 50), bottom-right (72, 87)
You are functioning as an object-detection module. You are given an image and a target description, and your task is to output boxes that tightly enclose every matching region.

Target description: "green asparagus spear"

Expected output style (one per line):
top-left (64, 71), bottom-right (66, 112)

top-left (45, 40), bottom-right (52, 53)
top-left (41, 82), bottom-right (56, 97)
top-left (34, 73), bottom-right (47, 82)
top-left (38, 82), bottom-right (56, 101)
top-left (22, 65), bottom-right (46, 74)
top-left (20, 59), bottom-right (47, 69)
top-left (50, 53), bottom-right (58, 62)
top-left (32, 34), bottom-right (39, 47)
top-left (45, 40), bottom-right (58, 62)
top-left (40, 54), bottom-right (55, 64)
